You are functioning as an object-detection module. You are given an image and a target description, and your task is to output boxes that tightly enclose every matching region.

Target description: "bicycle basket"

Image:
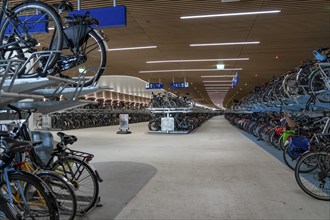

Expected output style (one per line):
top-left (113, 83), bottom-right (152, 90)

top-left (287, 136), bottom-right (310, 159)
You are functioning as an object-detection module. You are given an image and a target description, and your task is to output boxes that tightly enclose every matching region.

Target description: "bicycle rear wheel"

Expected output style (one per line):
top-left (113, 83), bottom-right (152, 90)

top-left (52, 157), bottom-right (99, 214)
top-left (37, 171), bottom-right (77, 220)
top-left (59, 29), bottom-right (107, 87)
top-left (295, 151), bottom-right (330, 201)
top-left (0, 171), bottom-right (59, 220)
top-left (0, 1), bottom-right (63, 76)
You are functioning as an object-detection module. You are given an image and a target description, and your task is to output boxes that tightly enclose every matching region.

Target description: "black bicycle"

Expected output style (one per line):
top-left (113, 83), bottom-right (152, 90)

top-left (52, 1), bottom-right (108, 86)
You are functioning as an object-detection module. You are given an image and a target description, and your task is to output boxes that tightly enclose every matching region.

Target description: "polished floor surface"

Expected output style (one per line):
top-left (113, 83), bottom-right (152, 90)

top-left (55, 116), bottom-right (330, 220)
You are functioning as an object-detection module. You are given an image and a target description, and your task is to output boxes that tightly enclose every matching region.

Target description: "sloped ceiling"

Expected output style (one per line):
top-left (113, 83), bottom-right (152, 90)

top-left (10, 0), bottom-right (330, 108)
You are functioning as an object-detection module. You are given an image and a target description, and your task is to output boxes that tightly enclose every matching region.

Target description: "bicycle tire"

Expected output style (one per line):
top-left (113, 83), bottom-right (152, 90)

top-left (283, 145), bottom-right (298, 170)
top-left (148, 120), bottom-right (160, 131)
top-left (0, 1), bottom-right (64, 76)
top-left (0, 171), bottom-right (59, 220)
top-left (36, 171), bottom-right (77, 220)
top-left (308, 67), bottom-right (330, 103)
top-left (51, 157), bottom-right (99, 214)
top-left (59, 29), bottom-right (107, 87)
top-left (0, 193), bottom-right (23, 220)
top-left (295, 151), bottom-right (330, 201)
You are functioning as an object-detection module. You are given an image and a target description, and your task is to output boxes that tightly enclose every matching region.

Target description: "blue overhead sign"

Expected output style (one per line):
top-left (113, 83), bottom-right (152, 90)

top-left (170, 82), bottom-right (189, 89)
top-left (5, 14), bottom-right (48, 35)
top-left (232, 73), bottom-right (239, 88)
top-left (146, 83), bottom-right (163, 90)
top-left (70, 5), bottom-right (127, 28)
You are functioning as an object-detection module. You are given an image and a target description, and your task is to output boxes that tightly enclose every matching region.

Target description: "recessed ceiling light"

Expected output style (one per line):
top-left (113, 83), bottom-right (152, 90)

top-left (190, 41), bottom-right (260, 47)
top-left (180, 10), bottom-right (281, 19)
top-left (146, 58), bottom-right (249, 63)
top-left (139, 68), bottom-right (242, 73)
top-left (204, 84), bottom-right (232, 86)
top-left (201, 75), bottom-right (235, 78)
top-left (202, 80), bottom-right (233, 83)
top-left (108, 46), bottom-right (157, 51)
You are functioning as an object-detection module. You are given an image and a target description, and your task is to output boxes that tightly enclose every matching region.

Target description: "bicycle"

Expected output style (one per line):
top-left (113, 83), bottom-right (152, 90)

top-left (295, 147), bottom-right (330, 201)
top-left (0, 136), bottom-right (60, 220)
top-left (51, 1), bottom-right (108, 87)
top-left (0, 0), bottom-right (64, 76)
top-left (7, 104), bottom-right (102, 214)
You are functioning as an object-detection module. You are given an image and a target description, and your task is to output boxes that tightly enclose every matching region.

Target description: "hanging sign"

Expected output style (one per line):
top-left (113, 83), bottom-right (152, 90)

top-left (146, 83), bottom-right (163, 90)
top-left (170, 82), bottom-right (189, 89)
top-left (70, 5), bottom-right (127, 28)
top-left (232, 73), bottom-right (239, 88)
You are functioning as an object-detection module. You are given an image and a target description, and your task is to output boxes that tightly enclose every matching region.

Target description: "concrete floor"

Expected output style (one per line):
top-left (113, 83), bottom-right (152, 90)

top-left (55, 116), bottom-right (330, 220)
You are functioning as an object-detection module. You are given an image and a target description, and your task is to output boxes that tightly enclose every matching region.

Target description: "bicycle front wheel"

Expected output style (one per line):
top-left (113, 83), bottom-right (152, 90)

top-left (52, 157), bottom-right (99, 214)
top-left (0, 1), bottom-right (63, 76)
top-left (0, 171), bottom-right (59, 220)
top-left (59, 29), bottom-right (107, 87)
top-left (295, 151), bottom-right (330, 201)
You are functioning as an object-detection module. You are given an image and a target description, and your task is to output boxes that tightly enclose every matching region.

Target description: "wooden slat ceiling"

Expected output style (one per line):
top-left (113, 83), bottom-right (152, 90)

top-left (8, 0), bottom-right (330, 108)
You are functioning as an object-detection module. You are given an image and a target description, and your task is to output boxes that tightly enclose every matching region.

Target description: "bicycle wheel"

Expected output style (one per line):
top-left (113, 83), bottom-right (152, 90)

top-left (0, 1), bottom-right (63, 77)
top-left (0, 171), bottom-right (59, 220)
top-left (283, 145), bottom-right (298, 170)
top-left (0, 193), bottom-right (23, 220)
top-left (37, 171), bottom-right (77, 220)
top-left (52, 157), bottom-right (99, 214)
top-left (148, 120), bottom-right (161, 131)
top-left (308, 67), bottom-right (330, 103)
top-left (59, 29), bottom-right (107, 87)
top-left (295, 151), bottom-right (330, 201)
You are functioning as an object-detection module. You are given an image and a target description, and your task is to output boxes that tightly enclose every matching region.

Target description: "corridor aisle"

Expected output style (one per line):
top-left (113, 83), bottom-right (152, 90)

top-left (61, 116), bottom-right (330, 220)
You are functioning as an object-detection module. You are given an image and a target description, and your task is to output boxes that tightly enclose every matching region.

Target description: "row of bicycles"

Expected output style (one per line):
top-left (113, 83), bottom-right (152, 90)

top-left (148, 113), bottom-right (216, 132)
top-left (81, 102), bottom-right (149, 111)
top-left (0, 105), bottom-right (103, 219)
top-left (225, 111), bottom-right (330, 201)
top-left (38, 111), bottom-right (150, 130)
top-left (148, 92), bottom-right (195, 109)
top-left (232, 48), bottom-right (330, 112)
top-left (0, 0), bottom-right (107, 88)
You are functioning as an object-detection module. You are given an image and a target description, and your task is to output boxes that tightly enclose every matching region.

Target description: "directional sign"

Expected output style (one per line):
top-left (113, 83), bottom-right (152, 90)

top-left (146, 83), bottom-right (163, 90)
top-left (170, 82), bottom-right (189, 89)
top-left (232, 73), bottom-right (239, 88)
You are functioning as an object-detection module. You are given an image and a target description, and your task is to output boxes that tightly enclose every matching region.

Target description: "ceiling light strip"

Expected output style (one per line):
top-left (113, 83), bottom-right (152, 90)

top-left (201, 75), bottom-right (235, 78)
top-left (139, 68), bottom-right (242, 73)
top-left (204, 84), bottom-right (232, 86)
top-left (181, 10), bottom-right (281, 19)
top-left (190, 41), bottom-right (260, 47)
top-left (205, 86), bottom-right (231, 90)
top-left (108, 46), bottom-right (157, 51)
top-left (203, 80), bottom-right (233, 83)
top-left (146, 58), bottom-right (249, 63)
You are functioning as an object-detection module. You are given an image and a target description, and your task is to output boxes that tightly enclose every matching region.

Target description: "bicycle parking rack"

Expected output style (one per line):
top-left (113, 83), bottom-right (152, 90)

top-left (0, 55), bottom-right (112, 114)
top-left (148, 107), bottom-right (193, 134)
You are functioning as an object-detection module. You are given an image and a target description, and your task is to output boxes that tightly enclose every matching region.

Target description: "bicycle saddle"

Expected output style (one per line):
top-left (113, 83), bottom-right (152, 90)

top-left (53, 1), bottom-right (74, 13)
top-left (57, 132), bottom-right (77, 145)
top-left (1, 138), bottom-right (32, 154)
